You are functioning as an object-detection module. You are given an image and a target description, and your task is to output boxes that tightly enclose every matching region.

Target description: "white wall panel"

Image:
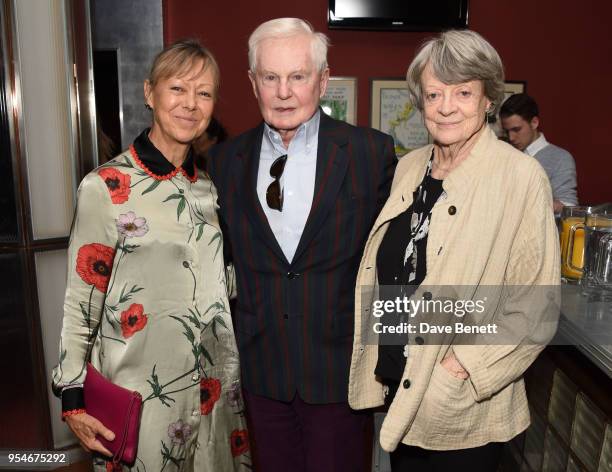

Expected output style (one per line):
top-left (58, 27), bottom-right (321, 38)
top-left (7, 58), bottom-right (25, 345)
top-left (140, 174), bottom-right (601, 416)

top-left (34, 249), bottom-right (76, 448)
top-left (14, 0), bottom-right (75, 239)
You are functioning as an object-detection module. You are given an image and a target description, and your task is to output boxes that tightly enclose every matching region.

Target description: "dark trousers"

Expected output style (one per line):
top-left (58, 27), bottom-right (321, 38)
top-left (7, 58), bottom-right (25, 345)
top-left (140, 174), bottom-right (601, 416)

top-left (383, 380), bottom-right (503, 472)
top-left (390, 442), bottom-right (503, 472)
top-left (243, 389), bottom-right (370, 472)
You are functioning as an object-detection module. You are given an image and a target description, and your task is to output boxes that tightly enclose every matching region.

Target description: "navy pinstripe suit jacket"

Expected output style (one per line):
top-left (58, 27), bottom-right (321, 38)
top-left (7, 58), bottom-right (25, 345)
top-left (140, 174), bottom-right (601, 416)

top-left (207, 112), bottom-right (396, 403)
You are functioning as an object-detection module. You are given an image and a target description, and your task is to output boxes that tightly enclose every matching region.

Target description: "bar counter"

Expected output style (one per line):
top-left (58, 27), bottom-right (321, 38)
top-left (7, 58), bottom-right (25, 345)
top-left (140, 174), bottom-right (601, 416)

top-left (557, 284), bottom-right (612, 379)
top-left (501, 284), bottom-right (612, 471)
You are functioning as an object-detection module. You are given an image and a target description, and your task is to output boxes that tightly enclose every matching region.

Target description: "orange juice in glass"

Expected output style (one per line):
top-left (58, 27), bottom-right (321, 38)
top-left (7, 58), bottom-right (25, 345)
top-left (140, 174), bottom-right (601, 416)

top-left (560, 206), bottom-right (590, 281)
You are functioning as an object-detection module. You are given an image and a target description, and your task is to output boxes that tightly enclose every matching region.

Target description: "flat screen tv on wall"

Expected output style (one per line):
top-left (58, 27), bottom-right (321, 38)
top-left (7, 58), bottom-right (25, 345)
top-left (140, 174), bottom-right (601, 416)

top-left (328, 0), bottom-right (469, 31)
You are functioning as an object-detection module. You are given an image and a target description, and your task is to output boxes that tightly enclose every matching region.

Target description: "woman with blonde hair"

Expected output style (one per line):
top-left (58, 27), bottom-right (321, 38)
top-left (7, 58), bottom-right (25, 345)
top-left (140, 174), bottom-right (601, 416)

top-left (53, 39), bottom-right (250, 471)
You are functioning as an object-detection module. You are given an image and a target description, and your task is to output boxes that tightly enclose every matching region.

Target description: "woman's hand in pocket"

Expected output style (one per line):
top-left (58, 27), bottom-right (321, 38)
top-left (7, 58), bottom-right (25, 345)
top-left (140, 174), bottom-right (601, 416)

top-left (440, 352), bottom-right (470, 379)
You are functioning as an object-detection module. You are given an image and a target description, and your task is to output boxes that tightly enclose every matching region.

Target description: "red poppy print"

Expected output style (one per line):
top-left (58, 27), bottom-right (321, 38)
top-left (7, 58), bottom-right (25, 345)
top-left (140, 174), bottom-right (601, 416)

top-left (200, 378), bottom-right (221, 415)
top-left (98, 167), bottom-right (131, 204)
top-left (105, 461), bottom-right (122, 472)
top-left (120, 303), bottom-right (148, 338)
top-left (230, 429), bottom-right (249, 457)
top-left (76, 243), bottom-right (115, 292)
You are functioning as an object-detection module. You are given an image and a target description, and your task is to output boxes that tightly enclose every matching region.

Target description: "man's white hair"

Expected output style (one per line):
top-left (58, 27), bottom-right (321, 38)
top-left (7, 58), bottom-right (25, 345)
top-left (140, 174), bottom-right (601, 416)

top-left (248, 18), bottom-right (329, 73)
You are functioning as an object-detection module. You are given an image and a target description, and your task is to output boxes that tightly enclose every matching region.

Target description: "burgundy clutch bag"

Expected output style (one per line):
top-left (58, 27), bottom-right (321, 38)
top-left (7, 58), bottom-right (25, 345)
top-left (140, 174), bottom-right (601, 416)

top-left (84, 363), bottom-right (142, 466)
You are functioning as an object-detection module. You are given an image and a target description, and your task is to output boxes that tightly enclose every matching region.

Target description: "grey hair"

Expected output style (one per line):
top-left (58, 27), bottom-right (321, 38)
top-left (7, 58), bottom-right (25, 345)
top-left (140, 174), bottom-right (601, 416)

top-left (406, 30), bottom-right (505, 114)
top-left (248, 18), bottom-right (330, 73)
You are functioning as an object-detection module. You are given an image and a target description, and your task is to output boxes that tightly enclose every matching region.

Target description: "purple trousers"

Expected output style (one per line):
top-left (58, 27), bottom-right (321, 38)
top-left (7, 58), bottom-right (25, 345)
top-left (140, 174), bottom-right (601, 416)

top-left (243, 389), bottom-right (371, 472)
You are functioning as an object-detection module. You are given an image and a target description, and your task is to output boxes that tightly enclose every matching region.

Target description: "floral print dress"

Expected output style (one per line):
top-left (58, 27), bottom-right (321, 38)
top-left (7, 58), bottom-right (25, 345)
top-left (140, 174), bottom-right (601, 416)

top-left (52, 131), bottom-right (251, 471)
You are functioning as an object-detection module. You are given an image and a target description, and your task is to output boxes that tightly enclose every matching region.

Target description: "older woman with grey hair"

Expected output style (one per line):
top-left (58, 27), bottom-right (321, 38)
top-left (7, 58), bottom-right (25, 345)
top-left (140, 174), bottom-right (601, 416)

top-left (348, 30), bottom-right (559, 471)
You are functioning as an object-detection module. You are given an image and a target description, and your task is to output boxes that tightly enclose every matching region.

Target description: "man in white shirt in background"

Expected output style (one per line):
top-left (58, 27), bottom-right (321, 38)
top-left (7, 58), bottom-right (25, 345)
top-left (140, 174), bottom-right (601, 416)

top-left (500, 93), bottom-right (578, 213)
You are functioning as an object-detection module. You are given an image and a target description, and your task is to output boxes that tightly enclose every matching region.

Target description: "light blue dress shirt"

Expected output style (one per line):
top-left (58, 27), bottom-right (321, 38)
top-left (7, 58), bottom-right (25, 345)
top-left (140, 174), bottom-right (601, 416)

top-left (256, 110), bottom-right (320, 262)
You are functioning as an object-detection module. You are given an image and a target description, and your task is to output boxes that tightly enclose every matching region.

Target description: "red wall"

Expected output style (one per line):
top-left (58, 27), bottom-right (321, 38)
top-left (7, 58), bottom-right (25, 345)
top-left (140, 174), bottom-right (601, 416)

top-left (164, 0), bottom-right (612, 204)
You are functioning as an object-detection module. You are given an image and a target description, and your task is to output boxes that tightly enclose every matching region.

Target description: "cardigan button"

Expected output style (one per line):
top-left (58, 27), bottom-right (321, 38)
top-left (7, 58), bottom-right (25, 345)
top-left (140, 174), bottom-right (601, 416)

top-left (402, 379), bottom-right (411, 389)
top-left (423, 291), bottom-right (432, 301)
top-left (448, 205), bottom-right (457, 215)
top-left (415, 336), bottom-right (425, 345)
top-left (283, 314), bottom-right (289, 320)
top-left (287, 271), bottom-right (299, 279)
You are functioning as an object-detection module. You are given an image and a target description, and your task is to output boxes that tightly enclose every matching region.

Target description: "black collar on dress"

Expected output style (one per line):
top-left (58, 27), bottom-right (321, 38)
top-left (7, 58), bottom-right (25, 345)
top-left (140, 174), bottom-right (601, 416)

top-left (132, 128), bottom-right (196, 180)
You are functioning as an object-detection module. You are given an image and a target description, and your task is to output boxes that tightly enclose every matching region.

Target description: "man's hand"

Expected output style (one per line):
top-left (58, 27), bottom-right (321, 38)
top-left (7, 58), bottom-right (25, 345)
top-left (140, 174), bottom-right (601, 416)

top-left (65, 412), bottom-right (115, 456)
top-left (441, 352), bottom-right (470, 379)
top-left (553, 199), bottom-right (564, 214)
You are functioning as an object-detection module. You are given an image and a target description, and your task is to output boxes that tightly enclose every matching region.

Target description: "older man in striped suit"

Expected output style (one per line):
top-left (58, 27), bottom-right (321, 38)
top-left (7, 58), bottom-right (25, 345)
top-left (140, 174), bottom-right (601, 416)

top-left (207, 18), bottom-right (396, 472)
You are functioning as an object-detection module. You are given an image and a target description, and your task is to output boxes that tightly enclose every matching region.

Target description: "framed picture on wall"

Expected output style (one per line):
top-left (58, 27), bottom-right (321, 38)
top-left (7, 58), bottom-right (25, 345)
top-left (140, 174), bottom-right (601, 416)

top-left (370, 78), bottom-right (429, 158)
top-left (504, 80), bottom-right (526, 98)
top-left (490, 80), bottom-right (527, 136)
top-left (321, 77), bottom-right (357, 125)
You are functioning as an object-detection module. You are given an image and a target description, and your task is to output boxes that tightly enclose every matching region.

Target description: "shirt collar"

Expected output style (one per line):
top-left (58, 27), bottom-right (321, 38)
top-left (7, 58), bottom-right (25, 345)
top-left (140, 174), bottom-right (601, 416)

top-left (263, 109), bottom-right (321, 153)
top-left (525, 133), bottom-right (549, 157)
top-left (131, 128), bottom-right (197, 181)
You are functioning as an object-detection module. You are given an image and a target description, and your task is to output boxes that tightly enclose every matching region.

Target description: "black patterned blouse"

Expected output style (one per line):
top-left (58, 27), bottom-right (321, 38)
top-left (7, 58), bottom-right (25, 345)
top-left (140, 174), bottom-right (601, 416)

top-left (375, 156), bottom-right (445, 382)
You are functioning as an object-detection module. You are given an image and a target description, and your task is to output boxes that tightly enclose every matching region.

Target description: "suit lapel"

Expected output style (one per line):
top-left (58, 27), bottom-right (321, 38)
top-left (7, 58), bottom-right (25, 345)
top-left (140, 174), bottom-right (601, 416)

top-left (293, 113), bottom-right (349, 263)
top-left (233, 123), bottom-right (289, 265)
